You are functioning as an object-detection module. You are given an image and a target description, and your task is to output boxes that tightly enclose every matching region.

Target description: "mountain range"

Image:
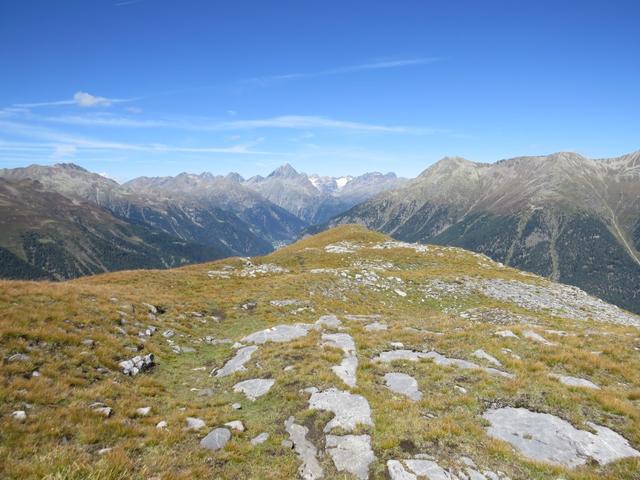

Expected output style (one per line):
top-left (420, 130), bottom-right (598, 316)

top-left (323, 151), bottom-right (640, 313)
top-left (0, 162), bottom-right (400, 280)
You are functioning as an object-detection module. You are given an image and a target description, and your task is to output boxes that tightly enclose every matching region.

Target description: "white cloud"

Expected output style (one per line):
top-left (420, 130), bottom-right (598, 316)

top-left (241, 57), bottom-right (442, 85)
top-left (73, 92), bottom-right (113, 107)
top-left (51, 144), bottom-right (77, 159)
top-left (0, 120), bottom-right (278, 156)
top-left (14, 91), bottom-right (137, 109)
top-left (42, 113), bottom-right (441, 135)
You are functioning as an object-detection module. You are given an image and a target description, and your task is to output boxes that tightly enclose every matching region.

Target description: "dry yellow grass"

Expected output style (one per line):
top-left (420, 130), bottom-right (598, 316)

top-left (0, 225), bottom-right (639, 479)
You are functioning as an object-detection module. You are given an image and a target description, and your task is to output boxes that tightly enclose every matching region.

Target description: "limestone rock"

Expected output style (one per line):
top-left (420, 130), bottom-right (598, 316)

top-left (284, 416), bottom-right (324, 479)
top-left (233, 378), bottom-right (275, 400)
top-left (384, 372), bottom-right (422, 401)
top-left (200, 427), bottom-right (231, 451)
top-left (325, 434), bottom-right (376, 480)
top-left (309, 388), bottom-right (373, 432)
top-left (215, 346), bottom-right (258, 377)
top-left (186, 417), bottom-right (206, 431)
top-left (483, 407), bottom-right (640, 467)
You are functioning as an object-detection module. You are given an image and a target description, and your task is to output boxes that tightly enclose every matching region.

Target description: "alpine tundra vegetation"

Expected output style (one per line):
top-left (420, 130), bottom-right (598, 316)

top-left (2, 225), bottom-right (639, 479)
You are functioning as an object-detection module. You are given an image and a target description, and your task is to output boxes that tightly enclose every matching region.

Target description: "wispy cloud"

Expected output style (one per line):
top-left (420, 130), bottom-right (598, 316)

top-left (14, 91), bottom-right (138, 109)
top-left (0, 120), bottom-right (276, 156)
top-left (241, 57), bottom-right (441, 85)
top-left (41, 113), bottom-right (442, 134)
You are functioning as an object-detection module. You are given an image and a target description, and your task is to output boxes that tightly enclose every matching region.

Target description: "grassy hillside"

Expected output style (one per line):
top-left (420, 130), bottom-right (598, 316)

top-left (1, 225), bottom-right (639, 479)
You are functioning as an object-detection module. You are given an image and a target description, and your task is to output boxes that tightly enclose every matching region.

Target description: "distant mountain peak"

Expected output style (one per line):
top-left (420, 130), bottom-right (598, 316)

top-left (53, 163), bottom-right (89, 172)
top-left (226, 172), bottom-right (244, 183)
top-left (269, 163), bottom-right (300, 178)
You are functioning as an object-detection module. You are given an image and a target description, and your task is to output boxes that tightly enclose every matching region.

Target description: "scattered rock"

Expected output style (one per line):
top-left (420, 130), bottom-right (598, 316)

top-left (472, 349), bottom-right (502, 367)
top-left (12, 410), bottom-right (27, 422)
top-left (162, 329), bottom-right (175, 338)
top-left (7, 353), bottom-right (30, 363)
top-left (309, 388), bottom-right (373, 432)
top-left (494, 330), bottom-right (519, 339)
top-left (325, 434), bottom-right (376, 480)
top-left (394, 289), bottom-right (407, 297)
top-left (242, 324), bottom-right (312, 344)
top-left (384, 372), bottom-right (422, 401)
top-left (186, 417), bottom-right (206, 431)
top-left (97, 448), bottom-right (112, 455)
top-left (231, 403), bottom-right (242, 410)
top-left (315, 314), bottom-right (342, 330)
top-left (224, 420), bottom-right (245, 432)
top-left (200, 427), bottom-right (231, 451)
top-left (523, 330), bottom-right (556, 346)
top-left (251, 432), bottom-right (269, 446)
top-left (322, 333), bottom-right (358, 387)
top-left (284, 416), bottom-right (324, 479)
top-left (549, 373), bottom-right (600, 389)
top-left (364, 321), bottom-right (388, 331)
top-left (241, 302), bottom-right (257, 311)
top-left (483, 407), bottom-right (640, 467)
top-left (156, 420), bottom-right (167, 429)
top-left (233, 378), bottom-right (275, 400)
top-left (136, 406), bottom-right (151, 416)
top-left (215, 346), bottom-right (258, 377)
top-left (119, 353), bottom-right (154, 376)
top-left (93, 406), bottom-right (113, 417)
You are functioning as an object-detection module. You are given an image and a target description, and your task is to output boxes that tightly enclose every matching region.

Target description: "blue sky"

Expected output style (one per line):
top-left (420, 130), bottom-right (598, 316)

top-left (1, 0), bottom-right (639, 181)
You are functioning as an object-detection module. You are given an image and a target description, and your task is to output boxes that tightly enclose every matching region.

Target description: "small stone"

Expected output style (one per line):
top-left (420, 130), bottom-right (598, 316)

top-left (224, 420), bottom-right (245, 432)
top-left (390, 342), bottom-right (404, 349)
top-left (186, 417), bottom-right (206, 431)
top-left (281, 439), bottom-right (294, 449)
top-left (97, 447), bottom-right (112, 455)
top-left (31, 371), bottom-right (40, 377)
top-left (12, 410), bottom-right (26, 422)
top-left (231, 403), bottom-right (242, 410)
top-left (7, 353), bottom-right (30, 363)
top-left (94, 407), bottom-right (113, 417)
top-left (284, 365), bottom-right (295, 372)
top-left (136, 406), bottom-right (151, 416)
top-left (156, 420), bottom-right (167, 429)
top-left (251, 432), bottom-right (269, 446)
top-left (200, 427), bottom-right (231, 451)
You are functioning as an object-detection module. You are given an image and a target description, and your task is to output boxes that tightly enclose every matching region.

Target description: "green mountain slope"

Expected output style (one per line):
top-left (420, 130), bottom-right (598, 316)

top-left (0, 178), bottom-right (228, 280)
top-left (327, 151), bottom-right (640, 313)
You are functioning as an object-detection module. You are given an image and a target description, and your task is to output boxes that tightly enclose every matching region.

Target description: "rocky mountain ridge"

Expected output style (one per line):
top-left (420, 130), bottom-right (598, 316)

top-left (324, 151), bottom-right (640, 314)
top-left (0, 162), bottom-right (401, 280)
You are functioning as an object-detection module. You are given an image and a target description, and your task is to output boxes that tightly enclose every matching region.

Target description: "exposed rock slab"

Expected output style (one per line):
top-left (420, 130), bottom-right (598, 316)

top-left (322, 333), bottom-right (358, 387)
top-left (315, 315), bottom-right (342, 330)
top-left (548, 373), bottom-right (600, 389)
top-left (200, 427), bottom-right (231, 451)
top-left (215, 346), bottom-right (258, 377)
top-left (523, 330), bottom-right (556, 346)
top-left (242, 324), bottom-right (312, 344)
top-left (384, 372), bottom-right (422, 401)
top-left (325, 434), bottom-right (376, 480)
top-left (472, 349), bottom-right (502, 367)
top-left (284, 416), bottom-right (324, 480)
top-left (375, 350), bottom-right (513, 379)
top-left (364, 321), bottom-right (388, 331)
top-left (483, 407), bottom-right (640, 467)
top-left (233, 378), bottom-right (276, 400)
top-left (309, 388), bottom-right (373, 432)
